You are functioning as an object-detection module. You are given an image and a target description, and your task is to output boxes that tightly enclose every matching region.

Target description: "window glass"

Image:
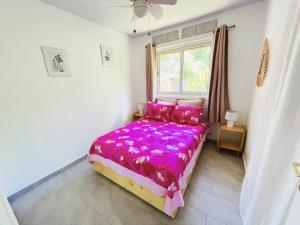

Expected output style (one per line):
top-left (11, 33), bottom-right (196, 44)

top-left (183, 46), bottom-right (211, 92)
top-left (159, 51), bottom-right (180, 92)
top-left (158, 44), bottom-right (211, 94)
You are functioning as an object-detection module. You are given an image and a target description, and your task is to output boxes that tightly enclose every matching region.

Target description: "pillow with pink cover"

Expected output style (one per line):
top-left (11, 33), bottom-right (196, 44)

top-left (145, 101), bottom-right (175, 122)
top-left (171, 105), bottom-right (204, 126)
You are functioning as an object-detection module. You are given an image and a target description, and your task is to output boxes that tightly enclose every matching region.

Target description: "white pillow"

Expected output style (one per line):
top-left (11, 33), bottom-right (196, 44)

top-left (177, 98), bottom-right (205, 107)
top-left (157, 100), bottom-right (176, 105)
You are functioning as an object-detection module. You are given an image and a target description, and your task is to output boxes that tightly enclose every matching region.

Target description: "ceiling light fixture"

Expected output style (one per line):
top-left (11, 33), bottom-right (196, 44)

top-left (108, 0), bottom-right (178, 34)
top-left (134, 3), bottom-right (148, 18)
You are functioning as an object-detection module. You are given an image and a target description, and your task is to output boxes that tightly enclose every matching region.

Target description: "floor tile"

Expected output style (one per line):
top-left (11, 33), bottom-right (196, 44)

top-left (206, 217), bottom-right (226, 225)
top-left (210, 179), bottom-right (241, 204)
top-left (134, 207), bottom-right (174, 225)
top-left (24, 186), bottom-right (89, 225)
top-left (191, 143), bottom-right (244, 206)
top-left (10, 190), bottom-right (44, 225)
top-left (108, 196), bottom-right (143, 225)
top-left (48, 187), bottom-right (89, 225)
top-left (76, 158), bottom-right (91, 172)
top-left (72, 207), bottom-right (111, 225)
top-left (32, 173), bottom-right (66, 200)
top-left (35, 216), bottom-right (60, 225)
top-left (175, 205), bottom-right (207, 225)
top-left (185, 186), bottom-right (242, 225)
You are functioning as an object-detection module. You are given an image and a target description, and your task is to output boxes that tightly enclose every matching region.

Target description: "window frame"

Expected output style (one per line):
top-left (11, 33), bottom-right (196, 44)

top-left (157, 41), bottom-right (212, 96)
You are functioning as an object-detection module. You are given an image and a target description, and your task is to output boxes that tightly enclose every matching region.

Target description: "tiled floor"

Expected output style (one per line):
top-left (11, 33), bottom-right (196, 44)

top-left (11, 142), bottom-right (245, 225)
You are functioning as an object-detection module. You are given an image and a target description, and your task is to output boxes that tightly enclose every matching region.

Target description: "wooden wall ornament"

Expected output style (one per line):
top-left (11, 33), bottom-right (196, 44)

top-left (256, 38), bottom-right (270, 87)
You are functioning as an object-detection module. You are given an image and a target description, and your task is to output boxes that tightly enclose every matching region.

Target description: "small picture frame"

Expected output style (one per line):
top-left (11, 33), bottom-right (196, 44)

top-left (41, 46), bottom-right (71, 77)
top-left (100, 45), bottom-right (113, 67)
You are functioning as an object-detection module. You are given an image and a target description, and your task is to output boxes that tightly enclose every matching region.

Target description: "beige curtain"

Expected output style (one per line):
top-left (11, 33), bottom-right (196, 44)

top-left (145, 44), bottom-right (156, 102)
top-left (208, 25), bottom-right (230, 123)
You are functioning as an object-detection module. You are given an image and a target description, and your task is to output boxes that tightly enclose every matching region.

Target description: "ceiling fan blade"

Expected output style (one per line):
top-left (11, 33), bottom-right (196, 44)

top-left (149, 4), bottom-right (163, 20)
top-left (148, 0), bottom-right (177, 5)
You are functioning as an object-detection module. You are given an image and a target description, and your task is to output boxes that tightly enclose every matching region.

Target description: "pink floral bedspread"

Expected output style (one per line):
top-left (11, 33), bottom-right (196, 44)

top-left (88, 119), bottom-right (208, 199)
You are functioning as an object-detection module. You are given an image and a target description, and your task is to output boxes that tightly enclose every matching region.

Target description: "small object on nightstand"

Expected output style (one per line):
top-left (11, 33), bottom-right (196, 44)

top-left (217, 123), bottom-right (246, 157)
top-left (132, 112), bottom-right (144, 121)
top-left (225, 110), bottom-right (238, 128)
top-left (137, 103), bottom-right (145, 114)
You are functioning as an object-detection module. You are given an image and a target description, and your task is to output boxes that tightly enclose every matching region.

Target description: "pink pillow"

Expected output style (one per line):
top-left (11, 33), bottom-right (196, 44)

top-left (145, 101), bottom-right (175, 122)
top-left (171, 105), bottom-right (204, 126)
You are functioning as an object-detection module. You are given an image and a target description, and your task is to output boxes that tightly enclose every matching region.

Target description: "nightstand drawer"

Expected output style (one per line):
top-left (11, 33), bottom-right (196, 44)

top-left (218, 141), bottom-right (242, 152)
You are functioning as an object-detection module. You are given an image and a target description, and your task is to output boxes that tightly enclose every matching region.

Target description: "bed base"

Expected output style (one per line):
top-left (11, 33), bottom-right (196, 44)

top-left (92, 155), bottom-right (197, 219)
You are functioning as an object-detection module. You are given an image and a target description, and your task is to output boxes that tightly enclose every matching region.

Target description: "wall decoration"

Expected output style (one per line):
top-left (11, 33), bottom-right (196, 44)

top-left (41, 46), bottom-right (71, 77)
top-left (101, 45), bottom-right (113, 67)
top-left (256, 38), bottom-right (270, 87)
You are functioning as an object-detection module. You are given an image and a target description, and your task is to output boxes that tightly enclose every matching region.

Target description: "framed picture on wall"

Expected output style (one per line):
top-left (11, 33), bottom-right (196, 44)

top-left (100, 45), bottom-right (113, 67)
top-left (41, 46), bottom-right (71, 77)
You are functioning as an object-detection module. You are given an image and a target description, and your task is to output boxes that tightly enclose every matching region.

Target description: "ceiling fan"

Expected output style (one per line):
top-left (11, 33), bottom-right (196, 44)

top-left (109, 0), bottom-right (177, 21)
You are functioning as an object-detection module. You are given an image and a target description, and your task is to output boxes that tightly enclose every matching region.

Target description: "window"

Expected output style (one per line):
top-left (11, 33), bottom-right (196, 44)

top-left (157, 44), bottom-right (212, 95)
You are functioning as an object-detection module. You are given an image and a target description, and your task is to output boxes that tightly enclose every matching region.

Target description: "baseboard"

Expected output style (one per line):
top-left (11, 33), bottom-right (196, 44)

top-left (8, 155), bottom-right (87, 202)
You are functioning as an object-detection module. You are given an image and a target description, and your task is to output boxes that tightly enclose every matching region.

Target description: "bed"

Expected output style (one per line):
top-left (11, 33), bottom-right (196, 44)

top-left (88, 118), bottom-right (208, 218)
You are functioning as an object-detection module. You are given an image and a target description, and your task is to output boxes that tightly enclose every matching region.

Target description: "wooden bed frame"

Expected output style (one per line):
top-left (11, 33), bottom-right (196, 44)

top-left (92, 142), bottom-right (204, 219)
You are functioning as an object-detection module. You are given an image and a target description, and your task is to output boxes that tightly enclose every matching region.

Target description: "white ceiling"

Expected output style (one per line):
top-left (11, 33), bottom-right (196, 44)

top-left (42, 0), bottom-right (262, 37)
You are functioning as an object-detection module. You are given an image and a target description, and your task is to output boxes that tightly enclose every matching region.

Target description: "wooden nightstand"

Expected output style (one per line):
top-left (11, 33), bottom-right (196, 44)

top-left (132, 112), bottom-right (144, 121)
top-left (217, 123), bottom-right (246, 156)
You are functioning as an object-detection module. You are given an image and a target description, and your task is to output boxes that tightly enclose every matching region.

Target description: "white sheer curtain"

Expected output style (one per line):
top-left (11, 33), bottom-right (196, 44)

top-left (240, 0), bottom-right (300, 224)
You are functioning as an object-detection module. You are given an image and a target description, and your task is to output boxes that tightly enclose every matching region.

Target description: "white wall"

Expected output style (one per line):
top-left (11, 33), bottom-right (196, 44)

top-left (130, 1), bottom-right (267, 139)
top-left (0, 0), bottom-right (134, 196)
